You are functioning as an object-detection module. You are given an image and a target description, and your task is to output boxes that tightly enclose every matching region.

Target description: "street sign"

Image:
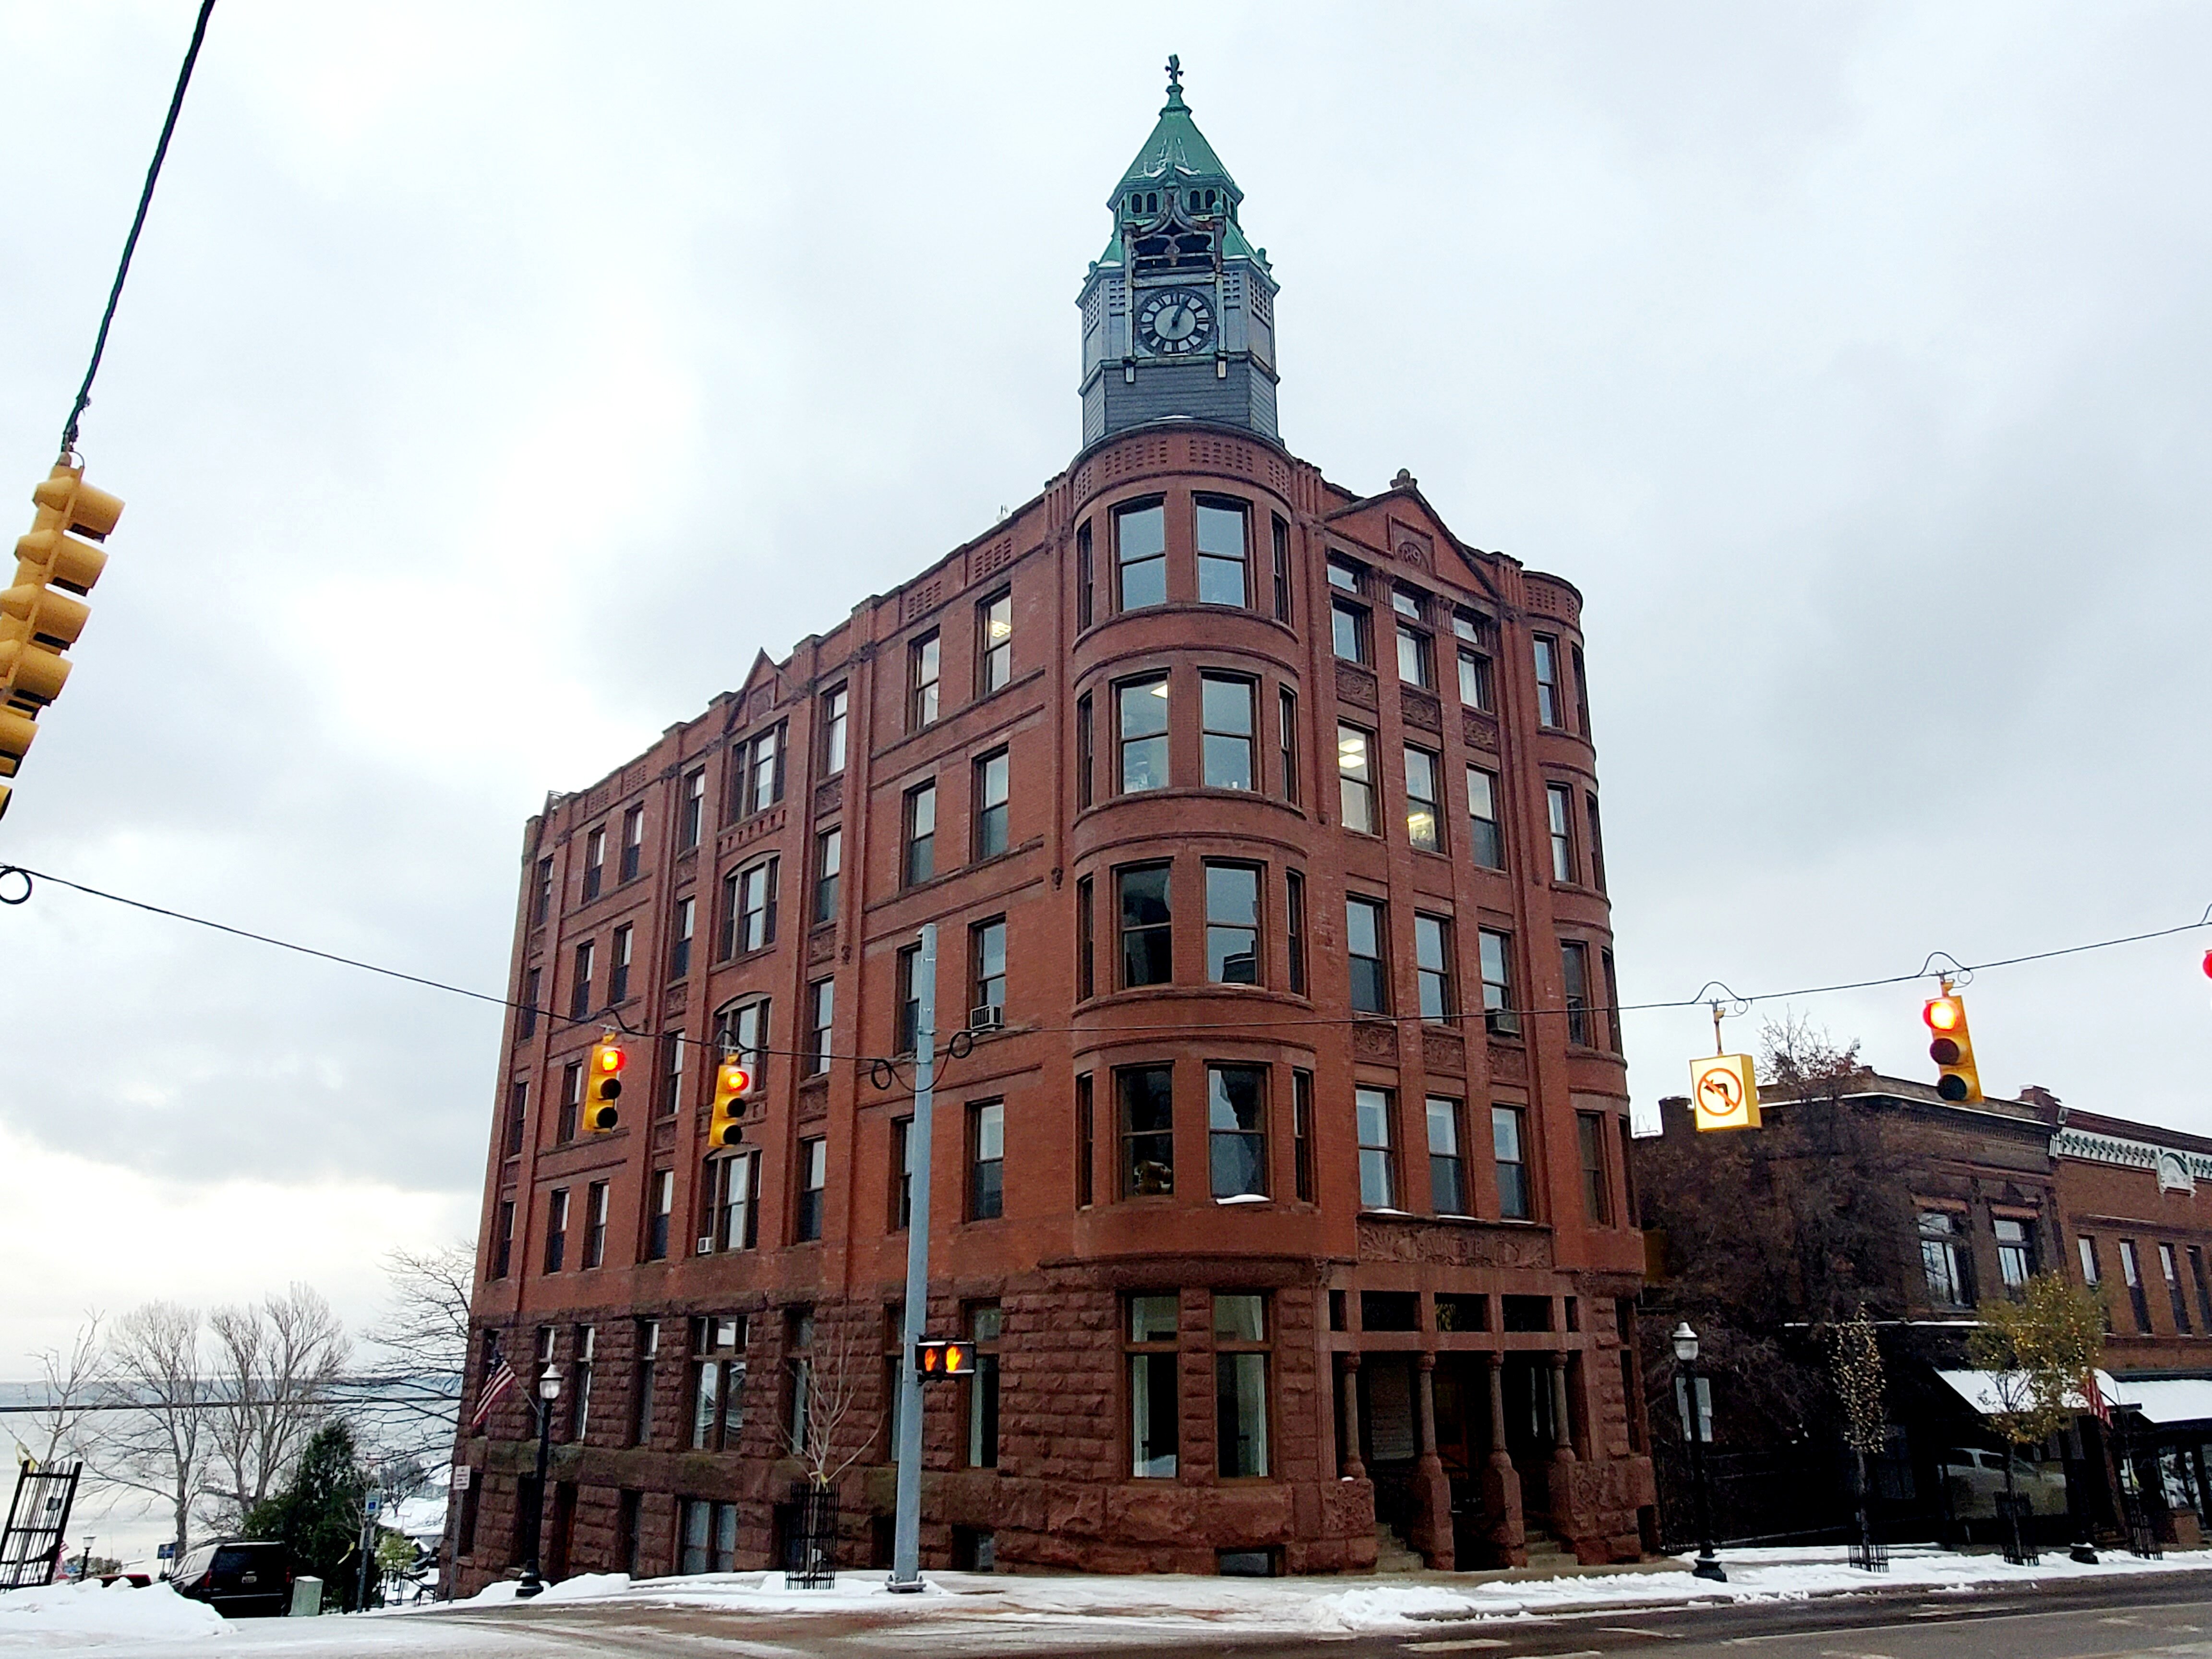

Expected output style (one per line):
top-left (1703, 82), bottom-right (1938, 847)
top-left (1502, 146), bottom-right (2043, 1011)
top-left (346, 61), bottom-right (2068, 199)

top-left (363, 1493), bottom-right (381, 1519)
top-left (452, 1466), bottom-right (471, 1491)
top-left (1690, 1054), bottom-right (1761, 1132)
top-left (156, 1543), bottom-right (173, 1560)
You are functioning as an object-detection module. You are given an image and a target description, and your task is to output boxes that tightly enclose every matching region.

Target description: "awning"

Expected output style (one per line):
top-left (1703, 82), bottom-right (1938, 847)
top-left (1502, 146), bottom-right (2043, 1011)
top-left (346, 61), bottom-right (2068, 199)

top-left (2108, 1378), bottom-right (2212, 1426)
top-left (1936, 1368), bottom-right (2119, 1417)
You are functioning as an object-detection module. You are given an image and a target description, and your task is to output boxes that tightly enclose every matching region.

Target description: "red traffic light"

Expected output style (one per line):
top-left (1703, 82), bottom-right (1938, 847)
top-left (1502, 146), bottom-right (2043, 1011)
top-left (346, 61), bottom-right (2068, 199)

top-left (718, 1061), bottom-right (751, 1095)
top-left (585, 1038), bottom-right (625, 1132)
top-left (2202, 949), bottom-right (2212, 980)
top-left (1923, 996), bottom-right (1963, 1034)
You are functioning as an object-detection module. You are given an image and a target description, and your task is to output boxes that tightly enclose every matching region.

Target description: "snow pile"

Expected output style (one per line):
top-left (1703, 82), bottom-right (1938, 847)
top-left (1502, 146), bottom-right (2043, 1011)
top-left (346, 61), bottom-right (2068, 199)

top-left (0, 1579), bottom-right (227, 1646)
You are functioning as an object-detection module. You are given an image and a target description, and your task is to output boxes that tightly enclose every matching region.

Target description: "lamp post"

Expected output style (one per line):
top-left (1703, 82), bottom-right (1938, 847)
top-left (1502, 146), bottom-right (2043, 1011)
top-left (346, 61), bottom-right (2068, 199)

top-left (1671, 1322), bottom-right (1726, 1583)
top-left (515, 1368), bottom-right (562, 1599)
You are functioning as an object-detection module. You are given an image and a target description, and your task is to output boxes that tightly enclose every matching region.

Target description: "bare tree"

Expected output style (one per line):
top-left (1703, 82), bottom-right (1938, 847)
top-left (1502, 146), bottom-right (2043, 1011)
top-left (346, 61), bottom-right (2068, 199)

top-left (23, 1312), bottom-right (108, 1469)
top-left (784, 1312), bottom-right (872, 1491)
top-left (359, 1241), bottom-right (474, 1464)
top-left (98, 1302), bottom-right (211, 1557)
top-left (204, 1285), bottom-right (349, 1532)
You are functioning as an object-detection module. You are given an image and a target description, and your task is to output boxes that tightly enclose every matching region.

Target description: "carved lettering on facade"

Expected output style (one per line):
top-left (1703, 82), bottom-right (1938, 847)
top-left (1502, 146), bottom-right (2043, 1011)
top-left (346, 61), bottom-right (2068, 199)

top-left (1358, 1217), bottom-right (1556, 1270)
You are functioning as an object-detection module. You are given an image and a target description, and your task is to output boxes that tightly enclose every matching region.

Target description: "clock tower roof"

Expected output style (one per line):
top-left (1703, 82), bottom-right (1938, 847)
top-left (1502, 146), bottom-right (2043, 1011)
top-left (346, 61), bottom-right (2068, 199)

top-left (1111, 55), bottom-right (1238, 205)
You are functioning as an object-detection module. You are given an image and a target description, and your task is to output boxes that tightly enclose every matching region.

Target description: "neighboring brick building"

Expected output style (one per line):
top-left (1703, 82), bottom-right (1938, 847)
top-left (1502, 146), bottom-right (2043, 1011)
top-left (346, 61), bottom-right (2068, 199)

top-left (451, 65), bottom-right (1649, 1591)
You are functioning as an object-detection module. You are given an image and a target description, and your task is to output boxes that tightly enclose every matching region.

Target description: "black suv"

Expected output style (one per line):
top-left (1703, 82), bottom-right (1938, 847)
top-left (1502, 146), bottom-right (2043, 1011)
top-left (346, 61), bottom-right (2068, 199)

top-left (169, 1540), bottom-right (291, 1618)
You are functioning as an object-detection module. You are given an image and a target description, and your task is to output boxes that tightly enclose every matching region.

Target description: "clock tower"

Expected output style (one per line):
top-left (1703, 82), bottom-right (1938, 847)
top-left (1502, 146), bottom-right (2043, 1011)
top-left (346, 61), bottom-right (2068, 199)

top-left (1077, 58), bottom-right (1282, 447)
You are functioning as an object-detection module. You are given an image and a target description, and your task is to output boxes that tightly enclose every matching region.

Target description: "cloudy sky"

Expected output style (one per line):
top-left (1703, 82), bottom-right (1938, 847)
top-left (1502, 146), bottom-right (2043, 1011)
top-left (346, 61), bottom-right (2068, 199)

top-left (3, 0), bottom-right (2209, 1402)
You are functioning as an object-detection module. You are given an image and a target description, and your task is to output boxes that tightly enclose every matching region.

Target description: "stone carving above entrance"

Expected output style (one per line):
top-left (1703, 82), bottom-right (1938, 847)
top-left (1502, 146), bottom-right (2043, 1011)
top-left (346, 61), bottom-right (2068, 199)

top-left (1358, 1217), bottom-right (1555, 1270)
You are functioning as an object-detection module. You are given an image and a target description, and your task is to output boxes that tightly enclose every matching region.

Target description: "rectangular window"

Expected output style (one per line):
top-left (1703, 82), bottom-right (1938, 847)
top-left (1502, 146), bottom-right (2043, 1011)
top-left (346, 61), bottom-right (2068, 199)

top-left (1076, 520), bottom-right (1094, 631)
top-left (1404, 745), bottom-right (1441, 851)
top-left (979, 591), bottom-right (1013, 694)
top-left (743, 725), bottom-right (785, 816)
top-left (1292, 1070), bottom-right (1315, 1202)
top-left (806, 978), bottom-right (834, 1075)
top-left (971, 916), bottom-right (1007, 1017)
top-left (2079, 1233), bottom-right (2101, 1284)
top-left (891, 1118), bottom-right (913, 1230)
top-left (504, 1080), bottom-right (528, 1158)
top-left (1118, 676), bottom-right (1170, 793)
top-left (1285, 870), bottom-right (1307, 996)
top-left (1392, 587), bottom-right (1426, 622)
top-left (795, 1138), bottom-right (827, 1243)
top-left (1327, 556), bottom-right (1364, 594)
top-left (544, 1188), bottom-right (569, 1273)
top-left (646, 1168), bottom-right (673, 1261)
top-left (1921, 1212), bottom-right (1970, 1307)
top-left (1455, 616), bottom-right (1494, 710)
top-left (679, 1500), bottom-right (740, 1575)
top-left (1128, 1294), bottom-right (1180, 1478)
top-left (1076, 875), bottom-right (1095, 1000)
top-left (688, 1316), bottom-right (746, 1453)
top-left (975, 749), bottom-right (1010, 859)
top-left (1204, 863), bottom-right (1260, 985)
top-left (1118, 863), bottom-right (1173, 987)
top-left (1479, 930), bottom-right (1519, 1036)
top-left (1999, 1212), bottom-right (2026, 1292)
top-left (584, 827), bottom-right (606, 901)
top-left (902, 781), bottom-right (937, 887)
top-left (620, 806), bottom-right (644, 883)
top-left (533, 856), bottom-right (554, 925)
top-left (1195, 499), bottom-right (1249, 605)
top-left (734, 859), bottom-right (777, 953)
top-left (1533, 635), bottom-right (1563, 728)
top-left (1577, 1111), bottom-right (1611, 1225)
top-left (570, 1325), bottom-right (595, 1440)
top-left (608, 924), bottom-right (632, 1005)
top-left (1076, 692), bottom-right (1094, 809)
top-left (1492, 1105), bottom-right (1530, 1220)
top-left (1562, 941), bottom-right (1592, 1046)
top-left (670, 896), bottom-right (694, 978)
top-left (1214, 1294), bottom-right (1270, 1479)
top-left (1428, 1097), bottom-right (1466, 1215)
top-left (896, 944), bottom-right (921, 1054)
top-left (2121, 1239), bottom-right (2152, 1331)
top-left (813, 827), bottom-right (840, 925)
top-left (1466, 766), bottom-right (1504, 870)
top-left (633, 1320), bottom-right (658, 1446)
top-left (820, 685), bottom-right (848, 776)
top-left (1395, 624), bottom-right (1433, 689)
top-left (1572, 644), bottom-right (1591, 736)
top-left (679, 769), bottom-right (706, 851)
top-left (1337, 723), bottom-right (1375, 833)
top-left (492, 1199), bottom-right (514, 1279)
top-left (1119, 1065), bottom-right (1175, 1196)
top-left (558, 1062), bottom-right (582, 1143)
top-left (1414, 914), bottom-right (1454, 1022)
top-left (1271, 517), bottom-right (1291, 621)
top-left (1356, 1087), bottom-right (1396, 1209)
top-left (1546, 783), bottom-right (1575, 882)
top-left (1209, 1065), bottom-right (1267, 1199)
top-left (1076, 1074), bottom-right (1095, 1209)
top-left (1346, 896), bottom-right (1389, 1014)
top-left (967, 1304), bottom-right (1002, 1468)
top-left (1200, 675), bottom-right (1255, 789)
top-left (2192, 1246), bottom-right (2212, 1332)
top-left (1117, 501), bottom-right (1167, 609)
top-left (659, 1031), bottom-right (684, 1118)
top-left (518, 967), bottom-right (540, 1040)
top-left (1586, 794), bottom-right (1607, 893)
top-left (969, 1101), bottom-right (1005, 1221)
top-left (583, 1180), bottom-right (609, 1269)
top-left (570, 939), bottom-right (594, 1022)
top-left (1331, 599), bottom-right (1370, 665)
top-left (908, 633), bottom-right (941, 730)
top-left (1277, 687), bottom-right (1298, 804)
top-left (716, 1000), bottom-right (769, 1093)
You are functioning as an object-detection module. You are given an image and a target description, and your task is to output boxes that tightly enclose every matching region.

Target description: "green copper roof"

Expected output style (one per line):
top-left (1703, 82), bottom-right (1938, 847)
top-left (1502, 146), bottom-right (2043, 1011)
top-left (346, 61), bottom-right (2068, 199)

top-left (1094, 229), bottom-right (1125, 268)
top-left (1112, 57), bottom-right (1238, 202)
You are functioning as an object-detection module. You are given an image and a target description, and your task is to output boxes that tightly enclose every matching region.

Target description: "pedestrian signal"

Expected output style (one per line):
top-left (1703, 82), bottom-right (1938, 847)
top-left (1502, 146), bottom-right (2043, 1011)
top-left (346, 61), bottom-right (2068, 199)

top-left (708, 1056), bottom-right (750, 1147)
top-left (1923, 985), bottom-right (1982, 1103)
top-left (914, 1339), bottom-right (976, 1379)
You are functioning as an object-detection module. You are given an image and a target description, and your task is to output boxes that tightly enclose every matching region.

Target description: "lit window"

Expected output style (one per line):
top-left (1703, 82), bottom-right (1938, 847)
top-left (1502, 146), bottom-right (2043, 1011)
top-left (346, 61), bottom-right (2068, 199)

top-left (1337, 724), bottom-right (1375, 833)
top-left (1119, 676), bottom-right (1170, 793)
top-left (979, 592), bottom-right (1013, 693)
top-left (1405, 746), bottom-right (1441, 851)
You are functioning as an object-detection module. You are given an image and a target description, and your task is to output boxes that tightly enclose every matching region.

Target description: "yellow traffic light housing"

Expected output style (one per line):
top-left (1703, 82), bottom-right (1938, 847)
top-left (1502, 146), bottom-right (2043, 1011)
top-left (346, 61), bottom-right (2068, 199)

top-left (1922, 983), bottom-right (1983, 1104)
top-left (708, 1055), bottom-right (750, 1148)
top-left (0, 463), bottom-right (121, 816)
top-left (584, 1036), bottom-right (625, 1132)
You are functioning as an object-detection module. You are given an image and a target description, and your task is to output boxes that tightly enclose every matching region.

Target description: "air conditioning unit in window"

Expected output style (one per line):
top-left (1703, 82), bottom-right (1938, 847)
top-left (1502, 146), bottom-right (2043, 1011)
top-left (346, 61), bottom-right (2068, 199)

top-left (695, 1236), bottom-right (714, 1256)
top-left (969, 1004), bottom-right (1004, 1033)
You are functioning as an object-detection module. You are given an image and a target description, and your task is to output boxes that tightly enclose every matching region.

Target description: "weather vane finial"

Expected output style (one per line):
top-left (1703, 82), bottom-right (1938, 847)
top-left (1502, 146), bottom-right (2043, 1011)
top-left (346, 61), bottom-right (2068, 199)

top-left (1163, 53), bottom-right (1185, 109)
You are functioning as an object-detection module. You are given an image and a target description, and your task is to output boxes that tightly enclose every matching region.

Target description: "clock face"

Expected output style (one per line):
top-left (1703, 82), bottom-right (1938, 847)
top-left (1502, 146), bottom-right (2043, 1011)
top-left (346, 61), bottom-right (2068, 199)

top-left (1136, 287), bottom-right (1216, 356)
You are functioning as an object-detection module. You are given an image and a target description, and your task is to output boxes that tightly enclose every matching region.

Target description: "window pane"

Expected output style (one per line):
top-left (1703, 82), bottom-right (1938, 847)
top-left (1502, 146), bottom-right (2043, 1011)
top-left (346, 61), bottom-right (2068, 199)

top-left (1337, 725), bottom-right (1374, 833)
top-left (1129, 1294), bottom-right (1180, 1342)
top-left (1213, 1293), bottom-right (1266, 1341)
top-left (1396, 625), bottom-right (1430, 687)
top-left (1120, 678), bottom-right (1170, 793)
top-left (1405, 747), bottom-right (1439, 851)
top-left (1118, 505), bottom-right (1166, 609)
top-left (1118, 866), bottom-right (1173, 987)
top-left (1467, 767), bottom-right (1503, 869)
top-left (1120, 1067), bottom-right (1175, 1195)
top-left (1357, 1087), bottom-right (1394, 1209)
top-left (1205, 863), bottom-right (1259, 984)
top-left (1332, 601), bottom-right (1366, 663)
top-left (1201, 676), bottom-right (1254, 790)
top-left (1208, 1066), bottom-right (1266, 1198)
top-left (1196, 503), bottom-right (1247, 605)
top-left (1130, 1353), bottom-right (1179, 1477)
top-left (1215, 1352), bottom-right (1269, 1478)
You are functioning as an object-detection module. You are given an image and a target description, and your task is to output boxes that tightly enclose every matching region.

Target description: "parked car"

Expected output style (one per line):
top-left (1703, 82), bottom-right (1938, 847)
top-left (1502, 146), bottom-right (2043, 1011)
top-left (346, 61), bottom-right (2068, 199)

top-left (168, 1540), bottom-right (291, 1618)
top-left (1938, 1446), bottom-right (2070, 1517)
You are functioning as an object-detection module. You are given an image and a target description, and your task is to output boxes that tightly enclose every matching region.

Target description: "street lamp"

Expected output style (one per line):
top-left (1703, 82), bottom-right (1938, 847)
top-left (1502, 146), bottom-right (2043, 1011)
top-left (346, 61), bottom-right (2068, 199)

top-left (1671, 1322), bottom-right (1726, 1583)
top-left (515, 1368), bottom-right (562, 1600)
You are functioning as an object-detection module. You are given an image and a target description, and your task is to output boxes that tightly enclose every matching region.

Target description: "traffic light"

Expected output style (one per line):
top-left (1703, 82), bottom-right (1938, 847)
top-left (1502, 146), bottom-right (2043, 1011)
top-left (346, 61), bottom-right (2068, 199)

top-left (913, 1339), bottom-right (976, 1379)
top-left (584, 1036), bottom-right (625, 1132)
top-left (708, 1055), bottom-right (750, 1147)
top-left (0, 463), bottom-right (121, 818)
top-left (1922, 983), bottom-right (1982, 1104)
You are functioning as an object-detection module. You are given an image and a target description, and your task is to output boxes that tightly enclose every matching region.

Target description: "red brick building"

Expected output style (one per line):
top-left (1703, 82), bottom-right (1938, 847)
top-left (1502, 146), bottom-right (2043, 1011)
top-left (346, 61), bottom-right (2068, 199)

top-left (451, 65), bottom-right (1651, 1590)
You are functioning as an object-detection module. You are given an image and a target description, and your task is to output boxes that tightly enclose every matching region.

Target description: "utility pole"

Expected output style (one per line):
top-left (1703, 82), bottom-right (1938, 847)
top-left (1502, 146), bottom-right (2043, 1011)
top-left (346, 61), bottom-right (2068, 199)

top-left (888, 923), bottom-right (937, 1591)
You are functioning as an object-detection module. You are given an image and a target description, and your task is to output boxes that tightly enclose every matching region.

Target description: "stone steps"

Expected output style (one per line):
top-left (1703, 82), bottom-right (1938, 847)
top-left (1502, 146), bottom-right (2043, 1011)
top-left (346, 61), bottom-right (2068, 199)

top-left (1521, 1523), bottom-right (1579, 1573)
top-left (1373, 1523), bottom-right (1427, 1574)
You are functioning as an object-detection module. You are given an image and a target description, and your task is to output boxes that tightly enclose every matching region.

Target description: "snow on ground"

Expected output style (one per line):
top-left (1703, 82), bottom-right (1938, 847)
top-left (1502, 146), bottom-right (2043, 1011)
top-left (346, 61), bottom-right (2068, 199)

top-left (0, 1579), bottom-right (225, 1648)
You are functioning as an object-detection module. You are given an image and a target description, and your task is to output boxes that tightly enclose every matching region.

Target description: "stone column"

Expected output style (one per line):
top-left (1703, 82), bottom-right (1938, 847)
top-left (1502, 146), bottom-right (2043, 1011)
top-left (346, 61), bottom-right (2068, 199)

top-left (1546, 1352), bottom-right (1585, 1563)
top-left (1482, 1350), bottom-right (1525, 1567)
top-left (1338, 1353), bottom-right (1366, 1481)
top-left (1413, 1352), bottom-right (1455, 1570)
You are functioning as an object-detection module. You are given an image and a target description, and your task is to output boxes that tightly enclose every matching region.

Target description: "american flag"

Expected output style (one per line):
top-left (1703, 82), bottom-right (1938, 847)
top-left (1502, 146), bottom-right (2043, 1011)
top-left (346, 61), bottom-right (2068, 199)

top-left (469, 1354), bottom-right (518, 1431)
top-left (2082, 1370), bottom-right (2112, 1424)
